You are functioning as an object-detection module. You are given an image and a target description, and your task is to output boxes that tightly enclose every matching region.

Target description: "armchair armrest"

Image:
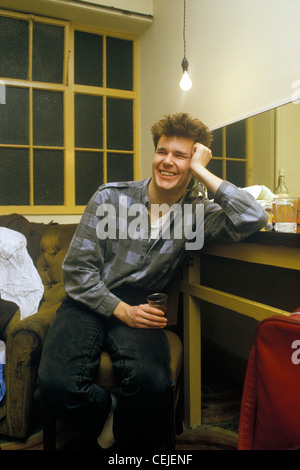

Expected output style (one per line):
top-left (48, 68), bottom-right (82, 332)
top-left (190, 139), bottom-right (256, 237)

top-left (1, 292), bottom-right (66, 438)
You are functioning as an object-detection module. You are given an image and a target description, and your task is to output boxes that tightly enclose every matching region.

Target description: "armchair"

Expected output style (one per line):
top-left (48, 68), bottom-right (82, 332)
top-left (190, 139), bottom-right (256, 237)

top-left (0, 214), bottom-right (183, 448)
top-left (0, 215), bottom-right (77, 438)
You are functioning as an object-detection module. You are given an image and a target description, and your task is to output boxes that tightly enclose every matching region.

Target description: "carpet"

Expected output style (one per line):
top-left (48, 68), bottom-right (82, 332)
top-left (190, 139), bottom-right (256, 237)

top-left (175, 371), bottom-right (242, 451)
top-left (0, 421), bottom-right (78, 450)
top-left (0, 371), bottom-right (242, 451)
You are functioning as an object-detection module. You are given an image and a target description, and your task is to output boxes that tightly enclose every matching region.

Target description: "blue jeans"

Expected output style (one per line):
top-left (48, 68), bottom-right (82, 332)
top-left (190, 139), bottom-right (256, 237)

top-left (35, 297), bottom-right (173, 448)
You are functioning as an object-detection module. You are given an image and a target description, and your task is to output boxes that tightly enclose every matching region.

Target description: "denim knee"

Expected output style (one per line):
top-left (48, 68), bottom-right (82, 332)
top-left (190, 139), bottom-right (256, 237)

top-left (35, 364), bottom-right (81, 413)
top-left (121, 361), bottom-right (172, 407)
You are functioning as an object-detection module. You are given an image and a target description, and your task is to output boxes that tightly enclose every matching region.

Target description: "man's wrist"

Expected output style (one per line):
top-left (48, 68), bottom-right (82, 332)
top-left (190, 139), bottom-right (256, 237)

top-left (113, 301), bottom-right (130, 320)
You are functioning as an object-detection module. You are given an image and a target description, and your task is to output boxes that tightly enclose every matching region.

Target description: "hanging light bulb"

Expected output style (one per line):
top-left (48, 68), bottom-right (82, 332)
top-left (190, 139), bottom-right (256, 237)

top-left (180, 0), bottom-right (192, 91)
top-left (180, 57), bottom-right (192, 91)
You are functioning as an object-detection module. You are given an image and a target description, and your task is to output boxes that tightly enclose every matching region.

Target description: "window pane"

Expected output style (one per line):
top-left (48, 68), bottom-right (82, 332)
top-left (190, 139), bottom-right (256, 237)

top-left (226, 161), bottom-right (246, 187)
top-left (226, 120), bottom-right (246, 158)
top-left (32, 22), bottom-right (64, 83)
top-left (107, 153), bottom-right (133, 182)
top-left (106, 37), bottom-right (133, 91)
top-left (75, 151), bottom-right (103, 205)
top-left (207, 158), bottom-right (223, 199)
top-left (0, 148), bottom-right (29, 204)
top-left (33, 90), bottom-right (64, 146)
top-left (211, 128), bottom-right (223, 157)
top-left (107, 98), bottom-right (133, 150)
top-left (75, 31), bottom-right (103, 87)
top-left (33, 149), bottom-right (64, 205)
top-left (0, 87), bottom-right (29, 145)
top-left (0, 16), bottom-right (29, 79)
top-left (75, 94), bottom-right (103, 149)
top-left (207, 158), bottom-right (223, 179)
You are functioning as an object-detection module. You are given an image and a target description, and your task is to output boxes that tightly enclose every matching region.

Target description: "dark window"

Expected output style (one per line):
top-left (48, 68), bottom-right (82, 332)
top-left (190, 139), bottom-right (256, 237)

top-left (33, 149), bottom-right (64, 205)
top-left (32, 22), bottom-right (64, 83)
top-left (211, 128), bottom-right (223, 157)
top-left (106, 36), bottom-right (133, 91)
top-left (207, 158), bottom-right (223, 199)
top-left (226, 120), bottom-right (246, 158)
top-left (0, 148), bottom-right (29, 205)
top-left (75, 94), bottom-right (103, 149)
top-left (226, 161), bottom-right (246, 187)
top-left (107, 98), bottom-right (133, 150)
top-left (0, 87), bottom-right (29, 145)
top-left (207, 158), bottom-right (223, 179)
top-left (210, 119), bottom-right (248, 188)
top-left (33, 90), bottom-right (64, 146)
top-left (75, 31), bottom-right (103, 87)
top-left (0, 16), bottom-right (29, 80)
top-left (107, 153), bottom-right (133, 182)
top-left (75, 151), bottom-right (103, 205)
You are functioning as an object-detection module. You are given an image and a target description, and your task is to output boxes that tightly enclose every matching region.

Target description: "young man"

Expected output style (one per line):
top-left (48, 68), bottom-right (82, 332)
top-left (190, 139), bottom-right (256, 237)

top-left (35, 113), bottom-right (268, 449)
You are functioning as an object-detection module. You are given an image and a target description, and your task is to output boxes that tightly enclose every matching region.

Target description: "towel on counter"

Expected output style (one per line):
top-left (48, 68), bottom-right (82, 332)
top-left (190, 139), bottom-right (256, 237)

top-left (0, 228), bottom-right (44, 321)
top-left (242, 185), bottom-right (275, 200)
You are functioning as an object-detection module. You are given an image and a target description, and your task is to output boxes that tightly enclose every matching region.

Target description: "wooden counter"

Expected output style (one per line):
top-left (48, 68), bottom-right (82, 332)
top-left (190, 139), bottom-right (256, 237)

top-left (180, 230), bottom-right (300, 427)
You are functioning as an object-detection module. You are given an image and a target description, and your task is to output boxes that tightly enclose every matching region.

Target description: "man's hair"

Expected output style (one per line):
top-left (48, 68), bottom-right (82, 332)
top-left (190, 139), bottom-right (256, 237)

top-left (151, 112), bottom-right (212, 149)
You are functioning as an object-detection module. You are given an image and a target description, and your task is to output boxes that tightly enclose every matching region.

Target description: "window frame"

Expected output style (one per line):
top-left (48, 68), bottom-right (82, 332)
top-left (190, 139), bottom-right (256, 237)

top-left (0, 10), bottom-right (139, 215)
top-left (209, 119), bottom-right (252, 192)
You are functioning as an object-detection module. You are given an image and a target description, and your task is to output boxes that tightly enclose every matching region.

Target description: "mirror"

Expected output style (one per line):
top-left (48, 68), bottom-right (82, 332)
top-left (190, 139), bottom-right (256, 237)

top-left (208, 100), bottom-right (300, 197)
top-left (250, 101), bottom-right (300, 197)
top-left (211, 101), bottom-right (300, 198)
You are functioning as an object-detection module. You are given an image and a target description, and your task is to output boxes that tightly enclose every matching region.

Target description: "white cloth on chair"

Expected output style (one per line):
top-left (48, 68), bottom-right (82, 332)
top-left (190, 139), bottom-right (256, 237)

top-left (0, 228), bottom-right (44, 321)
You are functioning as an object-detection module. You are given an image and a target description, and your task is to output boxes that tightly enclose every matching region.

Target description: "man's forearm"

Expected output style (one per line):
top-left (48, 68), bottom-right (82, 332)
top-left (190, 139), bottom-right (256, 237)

top-left (192, 165), bottom-right (223, 195)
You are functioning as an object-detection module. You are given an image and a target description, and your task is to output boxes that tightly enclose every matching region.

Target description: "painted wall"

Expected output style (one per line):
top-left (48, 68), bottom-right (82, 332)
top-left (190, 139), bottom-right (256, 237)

top-left (139, 0), bottom-right (300, 179)
top-left (275, 102), bottom-right (300, 197)
top-left (138, 0), bottom-right (300, 361)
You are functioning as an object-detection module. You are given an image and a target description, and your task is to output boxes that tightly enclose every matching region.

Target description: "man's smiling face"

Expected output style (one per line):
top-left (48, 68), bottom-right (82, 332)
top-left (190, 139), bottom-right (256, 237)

top-left (150, 135), bottom-right (194, 202)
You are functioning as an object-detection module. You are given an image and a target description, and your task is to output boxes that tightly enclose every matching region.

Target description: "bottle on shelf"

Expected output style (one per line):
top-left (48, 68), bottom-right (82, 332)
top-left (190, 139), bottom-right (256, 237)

top-left (273, 168), bottom-right (290, 232)
top-left (274, 169), bottom-right (289, 197)
top-left (275, 169), bottom-right (289, 197)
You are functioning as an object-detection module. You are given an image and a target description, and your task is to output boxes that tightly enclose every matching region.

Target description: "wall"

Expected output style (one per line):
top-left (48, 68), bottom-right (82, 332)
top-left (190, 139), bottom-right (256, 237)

top-left (139, 0), bottom-right (300, 179)
top-left (250, 110), bottom-right (275, 191)
top-left (275, 102), bottom-right (300, 197)
top-left (138, 0), bottom-right (300, 362)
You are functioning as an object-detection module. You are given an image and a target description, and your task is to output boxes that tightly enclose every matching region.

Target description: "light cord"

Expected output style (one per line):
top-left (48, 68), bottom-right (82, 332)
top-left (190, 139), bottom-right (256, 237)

top-left (183, 0), bottom-right (186, 58)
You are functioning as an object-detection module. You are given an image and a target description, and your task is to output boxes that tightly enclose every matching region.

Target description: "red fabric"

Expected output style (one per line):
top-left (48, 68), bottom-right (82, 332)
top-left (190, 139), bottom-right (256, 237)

top-left (238, 314), bottom-right (300, 450)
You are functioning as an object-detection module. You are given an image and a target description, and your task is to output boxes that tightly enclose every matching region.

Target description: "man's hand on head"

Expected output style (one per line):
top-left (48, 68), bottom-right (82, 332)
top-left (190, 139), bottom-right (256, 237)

top-left (190, 143), bottom-right (223, 195)
top-left (190, 143), bottom-right (212, 173)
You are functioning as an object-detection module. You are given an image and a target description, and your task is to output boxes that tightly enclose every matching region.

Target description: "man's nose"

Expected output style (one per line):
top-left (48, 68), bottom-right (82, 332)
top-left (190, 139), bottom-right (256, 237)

top-left (164, 152), bottom-right (174, 164)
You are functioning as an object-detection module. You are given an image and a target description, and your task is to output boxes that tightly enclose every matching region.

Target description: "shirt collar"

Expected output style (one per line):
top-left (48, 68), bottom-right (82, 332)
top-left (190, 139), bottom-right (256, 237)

top-left (143, 177), bottom-right (192, 209)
